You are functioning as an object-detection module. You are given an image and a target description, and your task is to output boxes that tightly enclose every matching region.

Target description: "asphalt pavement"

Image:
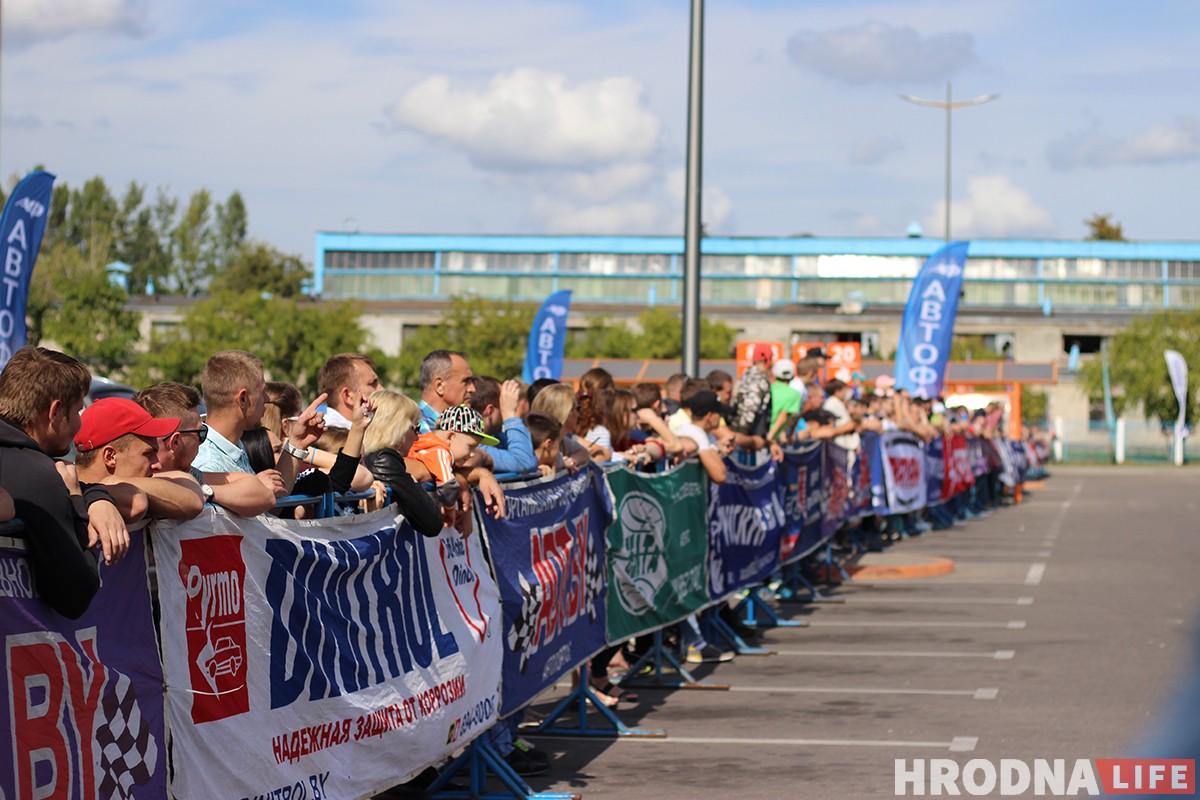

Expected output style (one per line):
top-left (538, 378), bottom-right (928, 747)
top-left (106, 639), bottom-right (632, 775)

top-left (517, 466), bottom-right (1200, 799)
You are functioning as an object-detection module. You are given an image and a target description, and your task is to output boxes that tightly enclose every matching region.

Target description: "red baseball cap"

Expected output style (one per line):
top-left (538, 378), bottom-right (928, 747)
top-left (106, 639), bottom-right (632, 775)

top-left (752, 345), bottom-right (774, 363)
top-left (74, 398), bottom-right (180, 452)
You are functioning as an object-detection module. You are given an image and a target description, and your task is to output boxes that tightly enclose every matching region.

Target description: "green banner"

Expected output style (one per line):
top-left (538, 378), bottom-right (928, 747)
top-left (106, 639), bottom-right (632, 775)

top-left (604, 462), bottom-right (711, 642)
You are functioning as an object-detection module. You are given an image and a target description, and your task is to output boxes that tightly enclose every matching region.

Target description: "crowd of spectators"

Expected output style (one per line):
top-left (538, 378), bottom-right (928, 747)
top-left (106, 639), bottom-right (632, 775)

top-left (0, 341), bottom-right (1048, 786)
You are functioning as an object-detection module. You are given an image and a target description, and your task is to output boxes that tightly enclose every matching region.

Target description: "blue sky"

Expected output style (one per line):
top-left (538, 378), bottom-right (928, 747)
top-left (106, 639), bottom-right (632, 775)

top-left (5, 0), bottom-right (1200, 260)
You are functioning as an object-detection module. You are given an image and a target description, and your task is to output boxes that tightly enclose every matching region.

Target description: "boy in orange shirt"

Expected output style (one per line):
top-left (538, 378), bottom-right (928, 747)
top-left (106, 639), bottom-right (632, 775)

top-left (407, 404), bottom-right (499, 527)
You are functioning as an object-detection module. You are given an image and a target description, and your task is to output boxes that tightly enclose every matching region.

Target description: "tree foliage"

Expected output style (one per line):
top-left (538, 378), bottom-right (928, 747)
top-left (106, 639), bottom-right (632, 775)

top-left (568, 307), bottom-right (736, 361)
top-left (1085, 213), bottom-right (1125, 241)
top-left (129, 291), bottom-right (372, 396)
top-left (1079, 309), bottom-right (1199, 426)
top-left (27, 241), bottom-right (139, 375)
top-left (393, 298), bottom-right (537, 390)
top-left (211, 241), bottom-right (310, 298)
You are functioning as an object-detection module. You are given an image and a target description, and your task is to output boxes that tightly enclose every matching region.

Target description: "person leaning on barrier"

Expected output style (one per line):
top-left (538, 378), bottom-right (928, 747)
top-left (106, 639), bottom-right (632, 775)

top-left (675, 390), bottom-right (730, 483)
top-left (468, 376), bottom-right (538, 474)
top-left (525, 413), bottom-right (562, 477)
top-left (264, 381), bottom-right (375, 494)
top-left (415, 350), bottom-right (505, 528)
top-left (0, 346), bottom-right (126, 618)
top-left (194, 350), bottom-right (326, 498)
top-left (408, 404), bottom-right (500, 531)
top-left (137, 382), bottom-right (278, 517)
top-left (74, 398), bottom-right (204, 523)
top-left (362, 389), bottom-right (446, 538)
top-left (528, 382), bottom-right (590, 473)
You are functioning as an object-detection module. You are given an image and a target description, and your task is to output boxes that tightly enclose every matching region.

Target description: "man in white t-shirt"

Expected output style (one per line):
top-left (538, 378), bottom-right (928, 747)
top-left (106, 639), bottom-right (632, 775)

top-left (675, 390), bottom-right (729, 484)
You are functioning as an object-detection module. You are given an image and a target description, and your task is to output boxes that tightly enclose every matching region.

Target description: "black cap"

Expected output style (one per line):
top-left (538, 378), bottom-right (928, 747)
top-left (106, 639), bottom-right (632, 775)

top-left (685, 390), bottom-right (734, 419)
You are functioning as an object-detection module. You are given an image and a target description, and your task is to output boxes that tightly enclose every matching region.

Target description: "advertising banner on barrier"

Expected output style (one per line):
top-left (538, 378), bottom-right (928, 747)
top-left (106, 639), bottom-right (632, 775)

top-left (708, 458), bottom-right (786, 599)
top-left (858, 431), bottom-right (888, 515)
top-left (1, 534), bottom-right (167, 800)
top-left (850, 438), bottom-right (878, 518)
top-left (944, 435), bottom-right (974, 496)
top-left (780, 442), bottom-right (826, 563)
top-left (485, 466), bottom-right (612, 716)
top-left (969, 437), bottom-right (988, 477)
top-left (153, 507), bottom-right (502, 798)
top-left (605, 462), bottom-right (711, 642)
top-left (925, 437), bottom-right (945, 506)
top-left (881, 431), bottom-right (927, 513)
top-left (822, 442), bottom-right (851, 539)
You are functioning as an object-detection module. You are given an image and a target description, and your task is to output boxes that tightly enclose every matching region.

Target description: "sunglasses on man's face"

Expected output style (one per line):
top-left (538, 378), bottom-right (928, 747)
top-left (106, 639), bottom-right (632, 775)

top-left (176, 423), bottom-right (209, 444)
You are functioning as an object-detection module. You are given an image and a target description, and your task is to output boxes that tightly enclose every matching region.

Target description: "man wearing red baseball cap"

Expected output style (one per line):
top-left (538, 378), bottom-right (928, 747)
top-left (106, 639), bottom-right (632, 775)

top-left (74, 398), bottom-right (204, 524)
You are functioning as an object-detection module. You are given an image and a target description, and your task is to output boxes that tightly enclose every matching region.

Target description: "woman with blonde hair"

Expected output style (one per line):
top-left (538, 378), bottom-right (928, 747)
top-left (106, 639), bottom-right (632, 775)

top-left (362, 389), bottom-right (442, 537)
top-left (529, 382), bottom-right (591, 472)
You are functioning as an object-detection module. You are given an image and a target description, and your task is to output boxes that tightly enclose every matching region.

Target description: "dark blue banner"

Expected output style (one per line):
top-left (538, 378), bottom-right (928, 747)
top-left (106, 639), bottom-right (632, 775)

top-left (521, 289), bottom-right (572, 383)
top-left (821, 444), bottom-right (851, 540)
top-left (707, 459), bottom-right (786, 599)
top-left (0, 171), bottom-right (55, 367)
top-left (925, 436), bottom-right (945, 505)
top-left (780, 442), bottom-right (825, 563)
top-left (894, 241), bottom-right (969, 398)
top-left (482, 464), bottom-right (611, 716)
top-left (858, 431), bottom-right (889, 516)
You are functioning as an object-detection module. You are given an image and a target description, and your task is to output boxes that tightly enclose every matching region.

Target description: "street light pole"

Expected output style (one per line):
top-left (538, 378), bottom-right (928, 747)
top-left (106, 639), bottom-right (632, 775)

top-left (900, 82), bottom-right (999, 242)
top-left (681, 0), bottom-right (704, 378)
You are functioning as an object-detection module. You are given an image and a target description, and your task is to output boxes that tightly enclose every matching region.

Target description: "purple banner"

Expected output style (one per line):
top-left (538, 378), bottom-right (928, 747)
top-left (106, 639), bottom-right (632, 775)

top-left (1, 532), bottom-right (167, 799)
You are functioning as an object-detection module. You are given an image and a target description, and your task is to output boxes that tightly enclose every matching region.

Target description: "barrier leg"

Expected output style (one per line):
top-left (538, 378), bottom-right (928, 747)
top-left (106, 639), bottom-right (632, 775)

top-left (703, 605), bottom-right (774, 655)
top-left (778, 561), bottom-right (844, 604)
top-left (735, 586), bottom-right (806, 628)
top-left (525, 665), bottom-right (665, 739)
top-left (619, 629), bottom-right (729, 691)
top-left (822, 542), bottom-right (852, 582)
top-left (428, 737), bottom-right (580, 800)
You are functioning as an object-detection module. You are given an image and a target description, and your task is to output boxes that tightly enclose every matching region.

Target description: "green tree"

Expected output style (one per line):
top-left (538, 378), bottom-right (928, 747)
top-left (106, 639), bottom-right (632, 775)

top-left (214, 191), bottom-right (248, 267)
top-left (1020, 385), bottom-right (1048, 426)
top-left (392, 297), bottom-right (537, 390)
top-left (171, 189), bottom-right (216, 295)
top-left (211, 241), bottom-right (310, 298)
top-left (26, 241), bottom-right (139, 375)
top-left (568, 307), bottom-right (736, 361)
top-left (130, 291), bottom-right (371, 396)
top-left (1079, 309), bottom-right (1199, 426)
top-left (1085, 213), bottom-right (1125, 241)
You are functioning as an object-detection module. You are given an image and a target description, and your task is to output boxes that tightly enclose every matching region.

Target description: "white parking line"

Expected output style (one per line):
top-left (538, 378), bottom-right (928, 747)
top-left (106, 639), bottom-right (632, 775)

top-left (621, 735), bottom-right (978, 752)
top-left (839, 596), bottom-right (1035, 606)
top-left (729, 686), bottom-right (999, 700)
top-left (773, 649), bottom-right (1016, 660)
top-left (804, 619), bottom-right (1026, 629)
top-left (1025, 563), bottom-right (1047, 585)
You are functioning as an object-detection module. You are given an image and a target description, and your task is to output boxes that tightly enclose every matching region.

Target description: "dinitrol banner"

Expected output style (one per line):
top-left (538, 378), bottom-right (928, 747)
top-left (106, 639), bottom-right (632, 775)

top-left (604, 461), bottom-right (711, 642)
top-left (482, 465), bottom-right (611, 716)
top-left (707, 458), bottom-right (786, 600)
top-left (894, 241), bottom-right (970, 398)
top-left (152, 507), bottom-right (502, 799)
top-left (881, 431), bottom-right (928, 513)
top-left (0, 534), bottom-right (167, 800)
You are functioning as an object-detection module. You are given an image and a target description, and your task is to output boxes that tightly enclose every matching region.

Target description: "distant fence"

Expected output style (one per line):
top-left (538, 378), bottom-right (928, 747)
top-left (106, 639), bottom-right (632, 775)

top-left (1054, 418), bottom-right (1187, 463)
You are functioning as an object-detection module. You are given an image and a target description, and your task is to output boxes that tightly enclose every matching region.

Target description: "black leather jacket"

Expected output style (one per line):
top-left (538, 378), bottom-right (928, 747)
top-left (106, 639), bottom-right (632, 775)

top-left (363, 448), bottom-right (443, 537)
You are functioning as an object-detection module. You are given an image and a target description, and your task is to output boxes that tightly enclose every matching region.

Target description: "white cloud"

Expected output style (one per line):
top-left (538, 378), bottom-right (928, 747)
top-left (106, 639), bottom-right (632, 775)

top-left (384, 67), bottom-right (663, 172)
top-left (786, 22), bottom-right (976, 86)
top-left (850, 135), bottom-right (904, 165)
top-left (528, 168), bottom-right (733, 236)
top-left (5, 0), bottom-right (148, 47)
top-left (926, 175), bottom-right (1055, 239)
top-left (1047, 117), bottom-right (1200, 171)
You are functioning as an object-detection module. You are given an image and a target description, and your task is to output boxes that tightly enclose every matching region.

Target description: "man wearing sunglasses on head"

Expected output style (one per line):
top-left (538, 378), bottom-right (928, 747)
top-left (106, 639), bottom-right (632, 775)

top-left (136, 382), bottom-right (278, 517)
